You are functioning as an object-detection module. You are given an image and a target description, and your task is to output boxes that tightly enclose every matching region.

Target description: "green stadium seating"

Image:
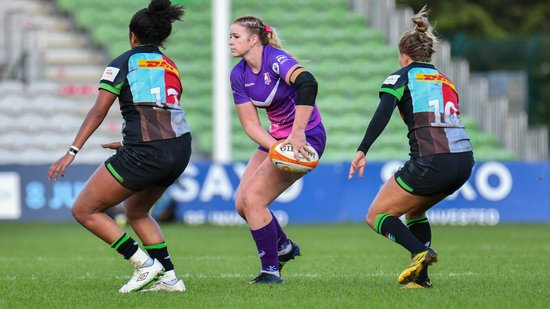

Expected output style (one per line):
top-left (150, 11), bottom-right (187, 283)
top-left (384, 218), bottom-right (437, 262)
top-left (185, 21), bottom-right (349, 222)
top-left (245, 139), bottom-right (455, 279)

top-left (55, 0), bottom-right (512, 162)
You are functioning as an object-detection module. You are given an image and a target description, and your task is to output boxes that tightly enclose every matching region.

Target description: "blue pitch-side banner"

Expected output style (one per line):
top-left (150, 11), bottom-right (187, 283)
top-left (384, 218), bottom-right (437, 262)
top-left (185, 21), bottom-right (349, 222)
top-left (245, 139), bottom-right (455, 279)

top-left (0, 161), bottom-right (549, 225)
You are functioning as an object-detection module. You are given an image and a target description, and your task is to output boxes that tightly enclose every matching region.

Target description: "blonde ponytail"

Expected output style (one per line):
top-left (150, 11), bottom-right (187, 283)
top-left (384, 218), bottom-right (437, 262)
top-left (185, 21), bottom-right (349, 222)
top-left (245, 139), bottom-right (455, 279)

top-left (398, 5), bottom-right (438, 62)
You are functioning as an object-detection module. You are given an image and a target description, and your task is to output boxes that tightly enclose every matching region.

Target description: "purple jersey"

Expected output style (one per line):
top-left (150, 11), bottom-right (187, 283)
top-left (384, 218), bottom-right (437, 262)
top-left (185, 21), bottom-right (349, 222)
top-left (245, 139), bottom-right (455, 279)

top-left (230, 45), bottom-right (322, 139)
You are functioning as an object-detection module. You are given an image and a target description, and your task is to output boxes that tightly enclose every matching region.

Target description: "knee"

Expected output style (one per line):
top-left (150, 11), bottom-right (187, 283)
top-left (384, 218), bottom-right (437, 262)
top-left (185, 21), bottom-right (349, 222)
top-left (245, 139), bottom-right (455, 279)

top-left (71, 204), bottom-right (85, 224)
top-left (240, 191), bottom-right (260, 216)
top-left (235, 192), bottom-right (245, 218)
top-left (240, 192), bottom-right (252, 213)
top-left (365, 210), bottom-right (377, 229)
top-left (71, 202), bottom-right (97, 225)
top-left (235, 202), bottom-right (246, 219)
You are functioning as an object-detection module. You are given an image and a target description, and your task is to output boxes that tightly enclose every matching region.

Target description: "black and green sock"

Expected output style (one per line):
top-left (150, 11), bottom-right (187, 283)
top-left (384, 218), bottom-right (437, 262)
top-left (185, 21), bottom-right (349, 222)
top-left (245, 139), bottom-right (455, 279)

top-left (407, 216), bottom-right (432, 282)
top-left (144, 242), bottom-right (174, 271)
top-left (111, 233), bottom-right (138, 259)
top-left (373, 214), bottom-right (427, 254)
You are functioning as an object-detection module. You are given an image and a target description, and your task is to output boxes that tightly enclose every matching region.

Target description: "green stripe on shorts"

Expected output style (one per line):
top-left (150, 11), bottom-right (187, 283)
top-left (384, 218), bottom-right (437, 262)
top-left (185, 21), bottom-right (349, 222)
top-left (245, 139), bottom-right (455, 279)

top-left (396, 176), bottom-right (413, 192)
top-left (107, 163), bottom-right (124, 183)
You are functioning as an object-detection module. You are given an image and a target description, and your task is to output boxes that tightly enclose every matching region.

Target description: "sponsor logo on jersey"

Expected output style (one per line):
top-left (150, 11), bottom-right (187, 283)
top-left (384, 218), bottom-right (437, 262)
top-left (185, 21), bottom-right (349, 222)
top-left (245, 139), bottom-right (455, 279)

top-left (383, 74), bottom-right (400, 85)
top-left (276, 54), bottom-right (288, 64)
top-left (101, 66), bottom-right (120, 82)
top-left (264, 72), bottom-right (271, 85)
top-left (272, 62), bottom-right (280, 74)
top-left (138, 60), bottom-right (180, 77)
top-left (415, 73), bottom-right (457, 92)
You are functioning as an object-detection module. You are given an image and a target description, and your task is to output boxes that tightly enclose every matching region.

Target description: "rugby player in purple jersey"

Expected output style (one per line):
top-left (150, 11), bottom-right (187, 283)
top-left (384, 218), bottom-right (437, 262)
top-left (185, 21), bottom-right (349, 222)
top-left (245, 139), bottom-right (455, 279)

top-left (229, 16), bottom-right (327, 284)
top-left (348, 6), bottom-right (474, 288)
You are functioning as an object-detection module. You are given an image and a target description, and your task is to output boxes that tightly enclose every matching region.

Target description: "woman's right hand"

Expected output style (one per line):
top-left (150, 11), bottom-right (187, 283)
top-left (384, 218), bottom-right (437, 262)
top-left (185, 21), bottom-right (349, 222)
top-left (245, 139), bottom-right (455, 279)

top-left (348, 151), bottom-right (367, 180)
top-left (48, 153), bottom-right (76, 181)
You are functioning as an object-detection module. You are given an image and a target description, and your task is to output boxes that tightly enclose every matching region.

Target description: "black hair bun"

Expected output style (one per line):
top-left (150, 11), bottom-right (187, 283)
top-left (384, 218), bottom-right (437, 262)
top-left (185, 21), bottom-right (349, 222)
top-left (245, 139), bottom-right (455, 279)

top-left (148, 0), bottom-right (171, 13)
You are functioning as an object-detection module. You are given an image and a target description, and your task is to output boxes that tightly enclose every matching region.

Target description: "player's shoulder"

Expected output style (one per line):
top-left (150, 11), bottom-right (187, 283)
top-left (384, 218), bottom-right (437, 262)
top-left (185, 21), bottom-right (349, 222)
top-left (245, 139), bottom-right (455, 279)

top-left (161, 53), bottom-right (179, 69)
top-left (264, 45), bottom-right (293, 64)
top-left (110, 46), bottom-right (166, 67)
top-left (230, 59), bottom-right (247, 80)
top-left (263, 45), bottom-right (297, 77)
top-left (109, 49), bottom-right (136, 66)
top-left (231, 59), bottom-right (246, 73)
top-left (381, 66), bottom-right (409, 88)
top-left (101, 49), bottom-right (143, 82)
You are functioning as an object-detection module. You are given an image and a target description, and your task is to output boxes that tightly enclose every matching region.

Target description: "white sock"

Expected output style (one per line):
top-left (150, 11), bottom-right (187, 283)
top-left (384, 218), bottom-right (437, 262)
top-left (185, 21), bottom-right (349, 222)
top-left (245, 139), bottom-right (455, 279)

top-left (129, 248), bottom-right (150, 269)
top-left (278, 241), bottom-right (292, 255)
top-left (162, 270), bottom-right (179, 284)
top-left (262, 270), bottom-right (281, 277)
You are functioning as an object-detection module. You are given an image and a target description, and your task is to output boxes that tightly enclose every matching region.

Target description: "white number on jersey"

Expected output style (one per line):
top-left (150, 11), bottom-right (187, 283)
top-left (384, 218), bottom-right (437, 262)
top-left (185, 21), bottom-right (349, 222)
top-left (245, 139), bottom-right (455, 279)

top-left (429, 99), bottom-right (462, 127)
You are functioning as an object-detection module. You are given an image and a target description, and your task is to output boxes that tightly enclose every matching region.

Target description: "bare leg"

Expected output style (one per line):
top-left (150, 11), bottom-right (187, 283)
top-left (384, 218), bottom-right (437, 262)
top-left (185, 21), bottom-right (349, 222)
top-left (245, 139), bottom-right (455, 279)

top-left (238, 153), bottom-right (303, 279)
top-left (240, 157), bottom-right (302, 230)
top-left (71, 164), bottom-right (134, 244)
top-left (235, 150), bottom-right (266, 220)
top-left (366, 177), bottom-right (446, 228)
top-left (124, 185), bottom-right (167, 245)
top-left (364, 177), bottom-right (445, 285)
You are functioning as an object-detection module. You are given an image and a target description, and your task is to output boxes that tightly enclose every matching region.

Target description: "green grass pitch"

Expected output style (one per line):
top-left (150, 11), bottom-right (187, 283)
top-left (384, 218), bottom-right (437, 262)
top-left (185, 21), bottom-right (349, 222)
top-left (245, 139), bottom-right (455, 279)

top-left (1, 223), bottom-right (548, 308)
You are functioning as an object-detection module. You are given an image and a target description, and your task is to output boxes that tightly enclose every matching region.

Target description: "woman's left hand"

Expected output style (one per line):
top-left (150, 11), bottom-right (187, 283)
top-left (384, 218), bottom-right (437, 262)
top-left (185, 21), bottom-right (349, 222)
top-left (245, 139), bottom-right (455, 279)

top-left (282, 132), bottom-right (313, 161)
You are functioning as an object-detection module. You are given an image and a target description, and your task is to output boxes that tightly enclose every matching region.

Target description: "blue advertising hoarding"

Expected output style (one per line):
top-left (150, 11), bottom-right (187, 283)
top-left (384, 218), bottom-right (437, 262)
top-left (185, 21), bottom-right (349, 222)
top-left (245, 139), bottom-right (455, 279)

top-left (1, 161), bottom-right (549, 225)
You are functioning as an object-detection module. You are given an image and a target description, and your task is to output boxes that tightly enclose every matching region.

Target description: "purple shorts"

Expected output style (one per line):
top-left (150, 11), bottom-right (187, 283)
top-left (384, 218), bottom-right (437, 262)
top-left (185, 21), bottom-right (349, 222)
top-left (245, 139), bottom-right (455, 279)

top-left (259, 122), bottom-right (327, 158)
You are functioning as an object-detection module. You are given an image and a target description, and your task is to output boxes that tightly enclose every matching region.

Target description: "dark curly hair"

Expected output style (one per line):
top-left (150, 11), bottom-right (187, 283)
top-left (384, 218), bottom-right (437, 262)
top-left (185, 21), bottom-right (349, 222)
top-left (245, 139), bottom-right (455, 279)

top-left (129, 0), bottom-right (184, 47)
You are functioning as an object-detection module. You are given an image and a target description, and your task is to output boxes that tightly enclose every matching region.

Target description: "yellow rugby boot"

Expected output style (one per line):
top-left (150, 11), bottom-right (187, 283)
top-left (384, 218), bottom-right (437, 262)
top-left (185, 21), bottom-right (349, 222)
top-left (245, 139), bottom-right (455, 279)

top-left (398, 249), bottom-right (438, 284)
top-left (402, 279), bottom-right (432, 289)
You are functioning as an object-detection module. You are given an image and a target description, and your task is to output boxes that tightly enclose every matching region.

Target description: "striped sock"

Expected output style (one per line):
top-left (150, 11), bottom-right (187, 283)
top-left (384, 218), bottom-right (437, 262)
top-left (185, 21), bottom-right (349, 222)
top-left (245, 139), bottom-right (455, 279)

top-left (145, 242), bottom-right (174, 272)
top-left (373, 214), bottom-right (426, 254)
top-left (111, 233), bottom-right (138, 260)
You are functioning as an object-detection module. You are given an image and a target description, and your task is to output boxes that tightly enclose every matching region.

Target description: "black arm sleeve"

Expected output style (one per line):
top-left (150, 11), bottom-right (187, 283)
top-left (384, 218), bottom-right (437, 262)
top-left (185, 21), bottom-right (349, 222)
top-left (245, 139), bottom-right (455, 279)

top-left (291, 71), bottom-right (318, 106)
top-left (357, 92), bottom-right (398, 154)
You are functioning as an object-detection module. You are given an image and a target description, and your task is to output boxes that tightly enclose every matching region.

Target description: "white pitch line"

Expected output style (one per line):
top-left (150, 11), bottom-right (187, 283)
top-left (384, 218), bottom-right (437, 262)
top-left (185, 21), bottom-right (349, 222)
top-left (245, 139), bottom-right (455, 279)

top-left (0, 271), bottom-right (476, 281)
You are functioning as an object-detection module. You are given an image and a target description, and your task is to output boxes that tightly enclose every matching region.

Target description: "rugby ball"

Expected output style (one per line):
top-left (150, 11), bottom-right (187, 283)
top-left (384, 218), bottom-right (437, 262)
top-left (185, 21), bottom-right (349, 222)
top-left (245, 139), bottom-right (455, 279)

top-left (268, 140), bottom-right (319, 174)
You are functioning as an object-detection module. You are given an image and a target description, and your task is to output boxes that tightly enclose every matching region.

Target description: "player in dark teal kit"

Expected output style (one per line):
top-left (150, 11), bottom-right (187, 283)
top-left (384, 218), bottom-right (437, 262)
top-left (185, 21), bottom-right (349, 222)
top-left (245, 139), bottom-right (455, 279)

top-left (348, 6), bottom-right (474, 288)
top-left (48, 0), bottom-right (190, 293)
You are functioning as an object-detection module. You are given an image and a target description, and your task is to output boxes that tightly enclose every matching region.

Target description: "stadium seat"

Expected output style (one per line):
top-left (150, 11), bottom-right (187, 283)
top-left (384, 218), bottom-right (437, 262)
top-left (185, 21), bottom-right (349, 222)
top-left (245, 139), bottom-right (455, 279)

top-left (0, 81), bottom-right (25, 95)
top-left (49, 0), bottom-right (510, 163)
top-left (27, 81), bottom-right (59, 95)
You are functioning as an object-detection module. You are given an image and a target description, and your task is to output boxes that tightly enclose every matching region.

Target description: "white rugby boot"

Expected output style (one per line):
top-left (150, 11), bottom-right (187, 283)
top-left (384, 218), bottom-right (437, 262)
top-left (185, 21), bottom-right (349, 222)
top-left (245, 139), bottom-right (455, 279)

top-left (119, 257), bottom-right (164, 293)
top-left (142, 270), bottom-right (186, 292)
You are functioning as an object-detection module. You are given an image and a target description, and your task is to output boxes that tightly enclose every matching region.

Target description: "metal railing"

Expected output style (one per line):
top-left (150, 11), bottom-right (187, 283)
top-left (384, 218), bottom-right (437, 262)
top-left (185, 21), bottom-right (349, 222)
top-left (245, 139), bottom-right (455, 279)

top-left (349, 0), bottom-right (548, 160)
top-left (1, 3), bottom-right (46, 82)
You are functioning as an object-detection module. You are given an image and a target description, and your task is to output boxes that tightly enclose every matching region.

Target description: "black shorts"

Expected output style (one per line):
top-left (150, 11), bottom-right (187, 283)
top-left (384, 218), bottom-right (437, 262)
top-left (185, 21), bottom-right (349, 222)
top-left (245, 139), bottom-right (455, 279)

top-left (394, 151), bottom-right (474, 196)
top-left (105, 133), bottom-right (192, 192)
